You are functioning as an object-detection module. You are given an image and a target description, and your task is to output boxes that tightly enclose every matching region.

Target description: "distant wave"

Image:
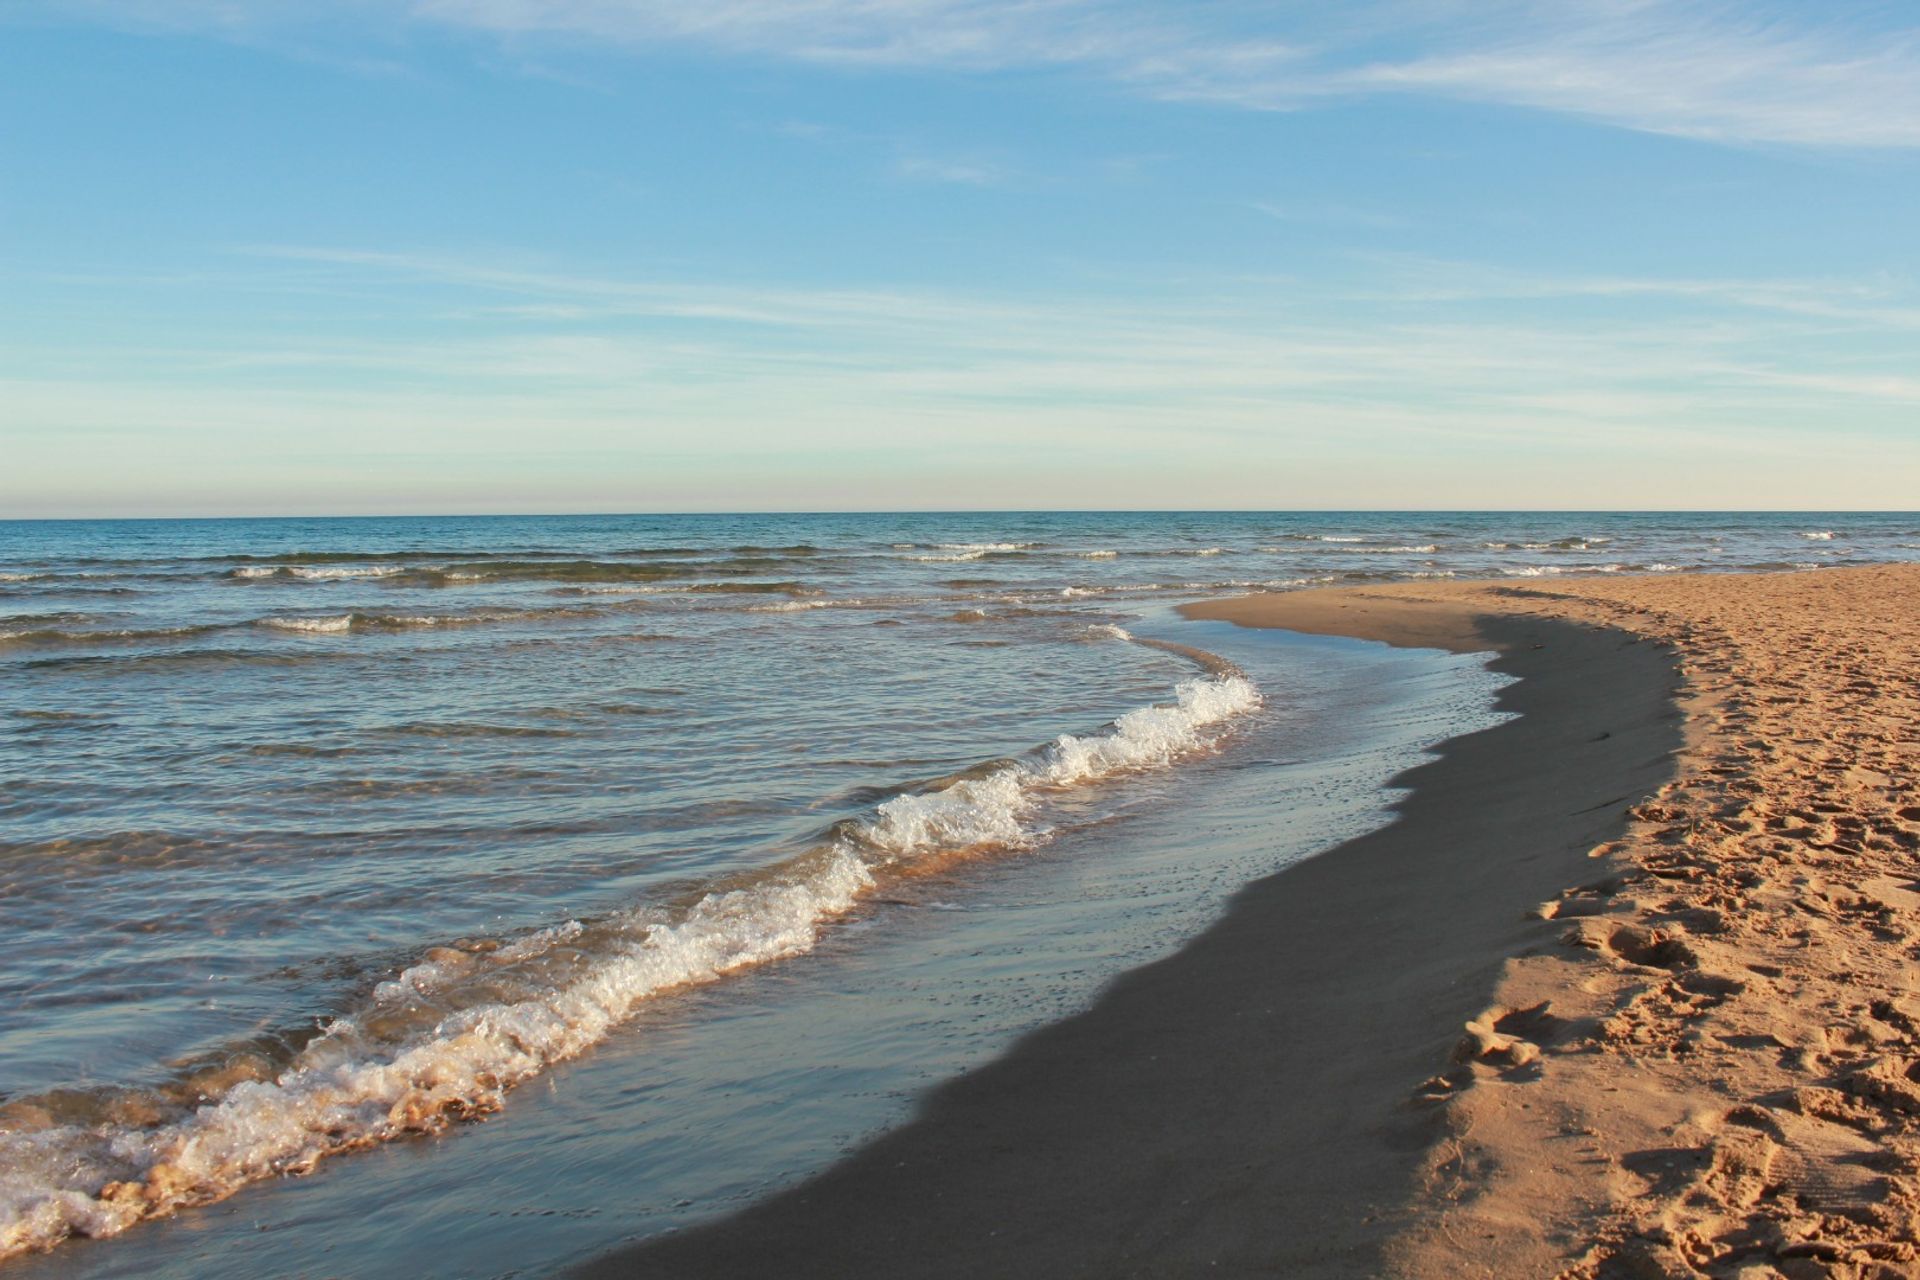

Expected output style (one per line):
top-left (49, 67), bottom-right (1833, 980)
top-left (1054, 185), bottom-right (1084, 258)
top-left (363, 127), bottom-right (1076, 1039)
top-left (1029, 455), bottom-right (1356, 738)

top-left (0, 624), bottom-right (224, 649)
top-left (254, 606), bottom-right (600, 633)
top-left (230, 565), bottom-right (406, 580)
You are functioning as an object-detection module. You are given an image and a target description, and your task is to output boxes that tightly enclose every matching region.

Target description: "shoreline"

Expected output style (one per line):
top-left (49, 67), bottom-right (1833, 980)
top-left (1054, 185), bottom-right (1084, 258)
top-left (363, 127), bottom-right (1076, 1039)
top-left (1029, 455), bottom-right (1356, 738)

top-left (576, 594), bottom-right (1683, 1275)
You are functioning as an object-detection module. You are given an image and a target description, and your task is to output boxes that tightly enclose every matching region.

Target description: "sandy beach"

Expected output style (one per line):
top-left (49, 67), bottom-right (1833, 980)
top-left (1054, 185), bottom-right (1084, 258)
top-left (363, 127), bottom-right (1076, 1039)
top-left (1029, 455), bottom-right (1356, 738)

top-left (580, 563), bottom-right (1920, 1278)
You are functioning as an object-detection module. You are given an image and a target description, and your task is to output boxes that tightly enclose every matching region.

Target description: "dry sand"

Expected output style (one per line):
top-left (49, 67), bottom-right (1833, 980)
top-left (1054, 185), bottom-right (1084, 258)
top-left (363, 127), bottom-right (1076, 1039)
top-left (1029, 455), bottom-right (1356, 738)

top-left (1194, 564), bottom-right (1920, 1279)
top-left (580, 564), bottom-right (1920, 1279)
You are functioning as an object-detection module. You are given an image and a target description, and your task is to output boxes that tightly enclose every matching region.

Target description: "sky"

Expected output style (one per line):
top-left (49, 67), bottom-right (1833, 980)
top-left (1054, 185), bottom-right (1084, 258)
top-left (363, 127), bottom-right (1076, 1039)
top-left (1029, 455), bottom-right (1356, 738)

top-left (2, 1), bottom-right (1918, 516)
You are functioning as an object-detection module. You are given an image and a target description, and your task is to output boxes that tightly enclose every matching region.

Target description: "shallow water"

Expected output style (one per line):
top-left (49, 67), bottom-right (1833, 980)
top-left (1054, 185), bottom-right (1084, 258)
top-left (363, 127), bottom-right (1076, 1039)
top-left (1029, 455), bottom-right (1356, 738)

top-left (1, 512), bottom-right (1912, 1271)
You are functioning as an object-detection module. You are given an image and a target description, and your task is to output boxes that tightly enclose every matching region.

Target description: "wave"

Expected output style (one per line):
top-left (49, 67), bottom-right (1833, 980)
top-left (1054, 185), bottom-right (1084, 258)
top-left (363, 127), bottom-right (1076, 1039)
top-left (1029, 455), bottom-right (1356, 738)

top-left (904, 542), bottom-right (1040, 562)
top-left (254, 607), bottom-right (599, 634)
top-left (0, 624), bottom-right (224, 649)
top-left (226, 557), bottom-right (800, 587)
top-left (748, 599), bottom-right (843, 612)
top-left (4, 606), bottom-right (611, 645)
top-left (685, 581), bottom-right (814, 596)
top-left (230, 565), bottom-right (406, 580)
top-left (20, 648), bottom-right (327, 674)
top-left (936, 542), bottom-right (1038, 552)
top-left (373, 721), bottom-right (576, 739)
top-left (1801, 530), bottom-right (1836, 540)
top-left (1501, 563), bottom-right (1628, 577)
top-left (0, 654), bottom-right (1259, 1261)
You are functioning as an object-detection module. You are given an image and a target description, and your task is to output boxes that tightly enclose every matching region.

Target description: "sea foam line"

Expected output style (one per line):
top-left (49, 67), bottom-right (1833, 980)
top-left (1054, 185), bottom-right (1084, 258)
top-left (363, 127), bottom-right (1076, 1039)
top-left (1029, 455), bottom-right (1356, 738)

top-left (0, 649), bottom-right (1259, 1261)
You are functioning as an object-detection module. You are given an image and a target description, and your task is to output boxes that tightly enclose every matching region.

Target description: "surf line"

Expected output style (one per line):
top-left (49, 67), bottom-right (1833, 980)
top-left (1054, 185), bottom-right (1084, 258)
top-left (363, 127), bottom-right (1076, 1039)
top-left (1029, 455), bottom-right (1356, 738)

top-left (0, 630), bottom-right (1260, 1262)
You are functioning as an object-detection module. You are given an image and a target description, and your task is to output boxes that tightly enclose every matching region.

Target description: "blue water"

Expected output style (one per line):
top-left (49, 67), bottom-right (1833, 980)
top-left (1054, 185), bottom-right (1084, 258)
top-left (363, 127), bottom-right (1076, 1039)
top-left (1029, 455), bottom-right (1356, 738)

top-left (1, 511), bottom-right (1912, 1272)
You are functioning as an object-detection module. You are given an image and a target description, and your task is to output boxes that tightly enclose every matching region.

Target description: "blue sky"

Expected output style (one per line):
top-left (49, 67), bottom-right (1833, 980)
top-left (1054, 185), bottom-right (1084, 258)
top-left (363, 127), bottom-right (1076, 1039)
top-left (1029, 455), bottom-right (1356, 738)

top-left (3, 1), bottom-right (1918, 515)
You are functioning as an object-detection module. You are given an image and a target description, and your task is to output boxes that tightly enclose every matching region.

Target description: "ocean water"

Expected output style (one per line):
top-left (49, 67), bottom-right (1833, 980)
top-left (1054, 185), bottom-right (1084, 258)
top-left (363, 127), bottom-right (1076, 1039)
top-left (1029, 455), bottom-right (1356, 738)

top-left (1, 511), bottom-right (1913, 1275)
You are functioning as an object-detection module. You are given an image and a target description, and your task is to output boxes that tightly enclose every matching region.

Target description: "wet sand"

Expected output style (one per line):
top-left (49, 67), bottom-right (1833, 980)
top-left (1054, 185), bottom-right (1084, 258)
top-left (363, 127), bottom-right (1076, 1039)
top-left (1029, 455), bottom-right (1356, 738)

top-left (576, 593), bottom-right (1684, 1276)
top-left (1201, 566), bottom-right (1920, 1277)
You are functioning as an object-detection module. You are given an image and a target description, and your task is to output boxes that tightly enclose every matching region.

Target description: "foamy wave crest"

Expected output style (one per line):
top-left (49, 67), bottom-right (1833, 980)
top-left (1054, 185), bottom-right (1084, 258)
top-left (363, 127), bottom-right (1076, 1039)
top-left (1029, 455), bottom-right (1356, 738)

top-left (255, 608), bottom-right (594, 633)
top-left (1802, 530), bottom-right (1836, 540)
top-left (1503, 563), bottom-right (1627, 577)
top-left (907, 542), bottom-right (1039, 562)
top-left (748, 599), bottom-right (836, 612)
top-left (0, 664), bottom-right (1258, 1261)
top-left (288, 565), bottom-right (406, 580)
top-left (257, 614), bottom-right (354, 633)
top-left (229, 565), bottom-right (406, 580)
top-left (0, 848), bottom-right (874, 1260)
top-left (858, 673), bottom-right (1258, 858)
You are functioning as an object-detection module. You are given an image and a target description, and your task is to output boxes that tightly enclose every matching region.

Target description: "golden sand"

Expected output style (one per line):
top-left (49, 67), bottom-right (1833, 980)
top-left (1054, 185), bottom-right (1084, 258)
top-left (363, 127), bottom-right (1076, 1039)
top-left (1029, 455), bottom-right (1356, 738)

top-left (1198, 564), bottom-right (1920, 1278)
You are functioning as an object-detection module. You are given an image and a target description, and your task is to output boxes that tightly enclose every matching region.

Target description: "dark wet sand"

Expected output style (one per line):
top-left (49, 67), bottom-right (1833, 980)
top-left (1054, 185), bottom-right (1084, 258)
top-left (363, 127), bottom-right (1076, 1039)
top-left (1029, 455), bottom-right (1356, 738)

top-left (574, 603), bottom-right (1681, 1278)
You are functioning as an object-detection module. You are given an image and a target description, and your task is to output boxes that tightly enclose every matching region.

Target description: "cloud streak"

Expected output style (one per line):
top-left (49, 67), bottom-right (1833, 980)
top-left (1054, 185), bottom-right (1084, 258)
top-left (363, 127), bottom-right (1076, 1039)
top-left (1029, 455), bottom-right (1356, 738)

top-left (38, 0), bottom-right (1920, 148)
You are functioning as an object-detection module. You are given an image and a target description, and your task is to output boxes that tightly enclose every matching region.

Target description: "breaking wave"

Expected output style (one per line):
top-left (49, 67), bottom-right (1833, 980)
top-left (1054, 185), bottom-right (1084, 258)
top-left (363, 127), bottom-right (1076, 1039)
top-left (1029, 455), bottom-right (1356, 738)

top-left (0, 649), bottom-right (1259, 1261)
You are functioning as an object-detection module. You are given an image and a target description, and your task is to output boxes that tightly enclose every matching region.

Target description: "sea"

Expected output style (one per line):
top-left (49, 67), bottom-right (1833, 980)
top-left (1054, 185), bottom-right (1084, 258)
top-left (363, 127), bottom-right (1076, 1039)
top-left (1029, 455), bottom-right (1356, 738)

top-left (2, 511), bottom-right (1913, 1277)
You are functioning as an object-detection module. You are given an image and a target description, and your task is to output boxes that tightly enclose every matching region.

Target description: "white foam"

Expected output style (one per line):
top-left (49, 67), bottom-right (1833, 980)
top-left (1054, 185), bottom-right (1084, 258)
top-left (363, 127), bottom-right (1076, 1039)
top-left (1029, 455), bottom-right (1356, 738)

top-left (1504, 563), bottom-right (1626, 577)
top-left (258, 615), bottom-right (353, 633)
top-left (0, 847), bottom-right (874, 1259)
top-left (0, 668), bottom-right (1260, 1259)
top-left (1074, 550), bottom-right (1118, 559)
top-left (1801, 530), bottom-right (1835, 540)
top-left (373, 921), bottom-right (586, 1004)
top-left (862, 673), bottom-right (1258, 857)
top-left (230, 566), bottom-right (279, 578)
top-left (1350, 544), bottom-right (1439, 554)
top-left (0, 573), bottom-right (42, 582)
top-left (936, 542), bottom-right (1036, 552)
top-left (286, 566), bottom-right (405, 580)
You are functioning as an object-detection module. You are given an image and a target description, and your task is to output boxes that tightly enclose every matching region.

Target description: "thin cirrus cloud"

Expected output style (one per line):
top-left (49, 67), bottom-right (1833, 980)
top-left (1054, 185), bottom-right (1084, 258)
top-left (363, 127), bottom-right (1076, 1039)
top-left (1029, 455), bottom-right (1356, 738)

top-left (43, 0), bottom-right (1920, 148)
top-left (34, 243), bottom-right (1920, 421)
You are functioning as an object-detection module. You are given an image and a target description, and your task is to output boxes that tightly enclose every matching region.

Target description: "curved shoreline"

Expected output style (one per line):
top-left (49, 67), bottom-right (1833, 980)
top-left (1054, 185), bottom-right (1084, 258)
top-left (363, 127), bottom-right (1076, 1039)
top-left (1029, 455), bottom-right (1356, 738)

top-left (574, 600), bottom-right (1682, 1277)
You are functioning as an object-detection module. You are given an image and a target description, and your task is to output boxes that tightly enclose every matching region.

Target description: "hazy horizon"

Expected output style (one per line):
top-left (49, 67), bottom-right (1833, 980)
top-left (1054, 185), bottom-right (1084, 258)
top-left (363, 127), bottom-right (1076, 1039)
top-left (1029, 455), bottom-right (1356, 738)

top-left (7, 505), bottom-right (1920, 524)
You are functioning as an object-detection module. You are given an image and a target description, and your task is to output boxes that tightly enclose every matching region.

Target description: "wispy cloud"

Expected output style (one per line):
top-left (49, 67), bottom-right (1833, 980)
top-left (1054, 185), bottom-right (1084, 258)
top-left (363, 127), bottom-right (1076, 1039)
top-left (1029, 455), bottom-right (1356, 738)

top-left (34, 243), bottom-right (1919, 423)
top-left (893, 152), bottom-right (1005, 185)
top-left (1328, 3), bottom-right (1920, 148)
top-left (1251, 201), bottom-right (1411, 232)
top-left (10, 242), bottom-right (1918, 511)
top-left (40, 0), bottom-right (1920, 148)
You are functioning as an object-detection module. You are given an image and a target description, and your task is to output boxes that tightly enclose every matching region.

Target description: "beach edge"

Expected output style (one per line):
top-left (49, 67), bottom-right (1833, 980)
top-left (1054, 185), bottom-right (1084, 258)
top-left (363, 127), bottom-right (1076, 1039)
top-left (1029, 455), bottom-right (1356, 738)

top-left (569, 594), bottom-right (1680, 1278)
